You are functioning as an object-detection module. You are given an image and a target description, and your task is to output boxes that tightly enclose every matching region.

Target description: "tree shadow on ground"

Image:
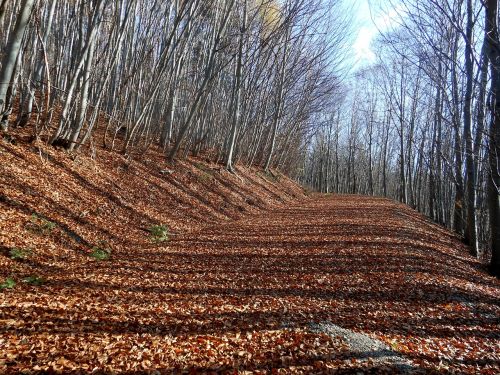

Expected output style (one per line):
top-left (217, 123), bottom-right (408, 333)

top-left (1, 195), bottom-right (499, 373)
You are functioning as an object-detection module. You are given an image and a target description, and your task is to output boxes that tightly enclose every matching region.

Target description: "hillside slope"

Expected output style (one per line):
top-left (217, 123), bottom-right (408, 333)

top-left (0, 132), bottom-right (304, 282)
top-left (1, 192), bottom-right (499, 373)
top-left (1, 134), bottom-right (499, 374)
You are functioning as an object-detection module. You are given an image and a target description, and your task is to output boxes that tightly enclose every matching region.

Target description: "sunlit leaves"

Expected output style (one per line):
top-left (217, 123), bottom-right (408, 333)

top-left (0, 137), bottom-right (498, 373)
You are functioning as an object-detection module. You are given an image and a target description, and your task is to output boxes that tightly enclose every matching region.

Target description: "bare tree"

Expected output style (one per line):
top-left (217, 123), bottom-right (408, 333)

top-left (0, 0), bottom-right (36, 131)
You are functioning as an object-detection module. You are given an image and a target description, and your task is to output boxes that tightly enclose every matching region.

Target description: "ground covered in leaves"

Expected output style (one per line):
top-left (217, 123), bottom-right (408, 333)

top-left (1, 135), bottom-right (500, 374)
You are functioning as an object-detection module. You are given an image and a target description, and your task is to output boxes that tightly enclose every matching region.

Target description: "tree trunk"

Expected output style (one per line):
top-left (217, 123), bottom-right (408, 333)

top-left (486, 0), bottom-right (500, 277)
top-left (451, 31), bottom-right (465, 235)
top-left (464, 0), bottom-right (478, 255)
top-left (0, 0), bottom-right (36, 131)
top-left (225, 0), bottom-right (247, 172)
top-left (168, 0), bottom-right (235, 163)
top-left (264, 28), bottom-right (289, 172)
top-left (19, 0), bottom-right (57, 128)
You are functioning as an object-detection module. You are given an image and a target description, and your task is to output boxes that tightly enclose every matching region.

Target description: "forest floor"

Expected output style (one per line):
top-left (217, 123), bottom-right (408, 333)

top-left (1, 133), bottom-right (500, 374)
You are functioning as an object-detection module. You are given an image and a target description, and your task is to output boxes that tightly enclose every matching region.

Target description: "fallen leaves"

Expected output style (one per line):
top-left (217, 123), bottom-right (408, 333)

top-left (1, 135), bottom-right (499, 373)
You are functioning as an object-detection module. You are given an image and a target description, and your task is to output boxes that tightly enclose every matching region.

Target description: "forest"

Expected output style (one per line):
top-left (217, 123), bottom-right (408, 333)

top-left (1, 0), bottom-right (499, 274)
top-left (302, 0), bottom-right (500, 276)
top-left (1, 0), bottom-right (500, 373)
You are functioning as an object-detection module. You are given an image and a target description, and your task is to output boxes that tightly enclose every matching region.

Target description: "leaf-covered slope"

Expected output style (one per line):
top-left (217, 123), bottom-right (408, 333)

top-left (1, 137), bottom-right (499, 374)
top-left (0, 134), bottom-right (304, 268)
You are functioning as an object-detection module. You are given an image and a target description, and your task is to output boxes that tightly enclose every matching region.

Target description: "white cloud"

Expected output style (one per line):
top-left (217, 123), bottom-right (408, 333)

top-left (373, 4), bottom-right (404, 32)
top-left (354, 26), bottom-right (376, 65)
top-left (352, 1), bottom-right (403, 68)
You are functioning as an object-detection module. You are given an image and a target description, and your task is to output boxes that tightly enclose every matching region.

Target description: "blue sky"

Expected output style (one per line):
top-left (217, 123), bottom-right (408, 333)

top-left (351, 0), bottom-right (401, 68)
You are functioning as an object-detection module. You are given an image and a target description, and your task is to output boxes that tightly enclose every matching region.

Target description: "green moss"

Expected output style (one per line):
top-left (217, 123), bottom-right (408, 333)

top-left (149, 224), bottom-right (169, 243)
top-left (0, 277), bottom-right (16, 290)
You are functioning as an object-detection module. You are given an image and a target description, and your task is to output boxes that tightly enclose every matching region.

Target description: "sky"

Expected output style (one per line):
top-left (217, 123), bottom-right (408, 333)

top-left (351, 0), bottom-right (402, 69)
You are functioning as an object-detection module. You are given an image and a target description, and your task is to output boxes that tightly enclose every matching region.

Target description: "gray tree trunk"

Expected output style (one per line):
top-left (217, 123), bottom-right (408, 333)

top-left (486, 0), bottom-right (500, 277)
top-left (0, 0), bottom-right (36, 131)
top-left (225, 0), bottom-right (247, 172)
top-left (264, 28), bottom-right (290, 172)
top-left (464, 0), bottom-right (478, 255)
top-left (19, 0), bottom-right (57, 128)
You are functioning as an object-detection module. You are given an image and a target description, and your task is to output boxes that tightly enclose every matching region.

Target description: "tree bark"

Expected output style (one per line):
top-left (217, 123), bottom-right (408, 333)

top-left (264, 27), bottom-right (289, 172)
top-left (0, 0), bottom-right (36, 131)
top-left (486, 0), bottom-right (500, 276)
top-left (464, 0), bottom-right (477, 255)
top-left (225, 0), bottom-right (247, 172)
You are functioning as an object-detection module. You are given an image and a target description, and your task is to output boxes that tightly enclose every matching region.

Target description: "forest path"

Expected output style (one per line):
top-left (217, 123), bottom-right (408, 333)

top-left (2, 195), bottom-right (499, 373)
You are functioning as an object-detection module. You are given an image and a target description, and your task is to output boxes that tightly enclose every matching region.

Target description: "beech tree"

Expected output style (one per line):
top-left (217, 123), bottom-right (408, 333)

top-left (0, 0), bottom-right (347, 174)
top-left (485, 0), bottom-right (500, 275)
top-left (301, 0), bottom-right (500, 276)
top-left (3, 0), bottom-right (497, 275)
top-left (0, 0), bottom-right (36, 131)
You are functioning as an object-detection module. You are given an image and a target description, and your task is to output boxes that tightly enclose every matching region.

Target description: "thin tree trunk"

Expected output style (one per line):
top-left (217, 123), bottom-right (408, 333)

top-left (19, 0), bottom-right (57, 128)
top-left (0, 0), bottom-right (36, 131)
top-left (464, 0), bottom-right (477, 255)
top-left (225, 0), bottom-right (247, 172)
top-left (264, 28), bottom-right (289, 172)
top-left (50, 0), bottom-right (105, 144)
top-left (68, 34), bottom-right (97, 150)
top-left (486, 0), bottom-right (500, 276)
top-left (168, 0), bottom-right (236, 162)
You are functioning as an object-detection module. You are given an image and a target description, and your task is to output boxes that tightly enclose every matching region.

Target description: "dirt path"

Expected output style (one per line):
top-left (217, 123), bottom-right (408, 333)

top-left (1, 195), bottom-right (499, 373)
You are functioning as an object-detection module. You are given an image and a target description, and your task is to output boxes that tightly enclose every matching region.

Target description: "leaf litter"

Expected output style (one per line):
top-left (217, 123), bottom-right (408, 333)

top-left (0, 134), bottom-right (499, 374)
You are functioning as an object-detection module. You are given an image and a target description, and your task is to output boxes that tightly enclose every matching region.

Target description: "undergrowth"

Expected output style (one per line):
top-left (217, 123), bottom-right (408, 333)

top-left (0, 277), bottom-right (16, 290)
top-left (23, 275), bottom-right (45, 286)
top-left (9, 248), bottom-right (32, 260)
top-left (90, 241), bottom-right (112, 261)
top-left (149, 224), bottom-right (169, 243)
top-left (27, 214), bottom-right (57, 234)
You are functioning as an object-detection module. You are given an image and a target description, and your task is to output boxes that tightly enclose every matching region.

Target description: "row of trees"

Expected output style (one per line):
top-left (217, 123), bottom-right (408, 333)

top-left (302, 0), bottom-right (500, 276)
top-left (3, 0), bottom-right (497, 275)
top-left (0, 0), bottom-right (347, 173)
